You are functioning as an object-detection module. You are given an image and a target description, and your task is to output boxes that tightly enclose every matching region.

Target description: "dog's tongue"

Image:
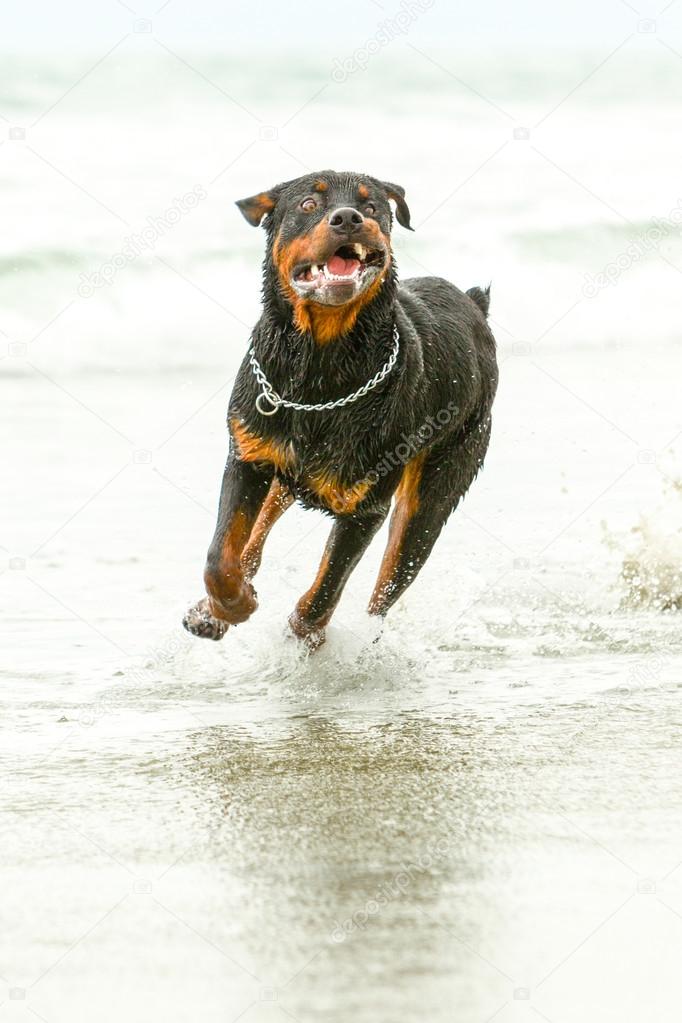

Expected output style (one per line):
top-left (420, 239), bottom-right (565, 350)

top-left (327, 253), bottom-right (359, 277)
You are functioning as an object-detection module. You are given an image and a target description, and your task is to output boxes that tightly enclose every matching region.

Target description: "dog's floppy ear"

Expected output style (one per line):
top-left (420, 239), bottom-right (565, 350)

top-left (381, 181), bottom-right (414, 231)
top-left (235, 189), bottom-right (280, 227)
top-left (236, 178), bottom-right (299, 227)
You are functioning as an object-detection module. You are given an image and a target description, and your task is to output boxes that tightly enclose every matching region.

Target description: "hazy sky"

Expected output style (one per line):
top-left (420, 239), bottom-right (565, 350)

top-left (4, 0), bottom-right (681, 52)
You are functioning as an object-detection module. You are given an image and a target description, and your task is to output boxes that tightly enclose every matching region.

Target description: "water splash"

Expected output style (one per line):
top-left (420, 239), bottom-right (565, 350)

top-left (608, 473), bottom-right (682, 612)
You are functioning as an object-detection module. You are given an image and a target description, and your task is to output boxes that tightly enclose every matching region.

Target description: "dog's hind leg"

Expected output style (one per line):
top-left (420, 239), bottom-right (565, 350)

top-left (289, 510), bottom-right (387, 650)
top-left (368, 424), bottom-right (491, 619)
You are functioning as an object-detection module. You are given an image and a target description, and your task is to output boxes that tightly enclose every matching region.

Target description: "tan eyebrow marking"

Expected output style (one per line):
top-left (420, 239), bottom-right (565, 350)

top-left (314, 180), bottom-right (328, 192)
top-left (358, 184), bottom-right (369, 199)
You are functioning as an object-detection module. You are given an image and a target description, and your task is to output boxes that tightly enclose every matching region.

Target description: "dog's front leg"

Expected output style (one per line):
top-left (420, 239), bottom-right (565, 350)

top-left (183, 456), bottom-right (273, 640)
top-left (241, 477), bottom-right (293, 581)
top-left (289, 510), bottom-right (387, 650)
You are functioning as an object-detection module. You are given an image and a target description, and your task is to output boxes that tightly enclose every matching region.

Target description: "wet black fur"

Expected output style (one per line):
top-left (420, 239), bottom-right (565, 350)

top-left (229, 171), bottom-right (498, 521)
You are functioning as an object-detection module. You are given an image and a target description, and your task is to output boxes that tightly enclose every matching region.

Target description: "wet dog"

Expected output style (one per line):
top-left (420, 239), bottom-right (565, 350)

top-left (183, 170), bottom-right (498, 649)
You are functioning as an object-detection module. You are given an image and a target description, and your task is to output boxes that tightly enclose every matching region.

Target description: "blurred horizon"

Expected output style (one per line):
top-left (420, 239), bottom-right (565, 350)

top-left (4, 0), bottom-right (682, 52)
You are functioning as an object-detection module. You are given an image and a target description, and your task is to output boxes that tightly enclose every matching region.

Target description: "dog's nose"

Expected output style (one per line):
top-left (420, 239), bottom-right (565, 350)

top-left (328, 207), bottom-right (364, 233)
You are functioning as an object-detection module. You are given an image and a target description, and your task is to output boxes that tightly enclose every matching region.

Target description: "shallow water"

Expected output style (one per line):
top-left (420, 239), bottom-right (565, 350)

top-left (3, 46), bottom-right (682, 1023)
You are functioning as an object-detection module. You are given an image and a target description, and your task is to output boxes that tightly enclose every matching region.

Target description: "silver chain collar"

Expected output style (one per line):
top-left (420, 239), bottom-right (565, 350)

top-left (248, 325), bottom-right (400, 416)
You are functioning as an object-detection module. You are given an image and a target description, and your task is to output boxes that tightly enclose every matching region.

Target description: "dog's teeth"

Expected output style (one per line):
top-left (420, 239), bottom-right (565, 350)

top-left (322, 264), bottom-right (331, 279)
top-left (353, 243), bottom-right (366, 259)
top-left (310, 263), bottom-right (319, 276)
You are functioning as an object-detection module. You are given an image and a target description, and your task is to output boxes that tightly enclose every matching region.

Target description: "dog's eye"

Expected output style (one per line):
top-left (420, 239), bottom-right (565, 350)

top-left (300, 197), bottom-right (317, 212)
top-left (365, 203), bottom-right (376, 215)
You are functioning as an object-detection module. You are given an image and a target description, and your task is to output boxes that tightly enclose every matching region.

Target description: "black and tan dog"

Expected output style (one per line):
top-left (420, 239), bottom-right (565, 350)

top-left (183, 170), bottom-right (498, 648)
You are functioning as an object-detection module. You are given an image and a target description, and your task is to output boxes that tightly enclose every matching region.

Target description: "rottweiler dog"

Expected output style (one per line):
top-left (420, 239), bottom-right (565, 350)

top-left (183, 170), bottom-right (498, 649)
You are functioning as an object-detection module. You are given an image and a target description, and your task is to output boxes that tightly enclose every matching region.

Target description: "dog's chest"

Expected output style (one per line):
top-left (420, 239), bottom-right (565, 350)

top-left (232, 417), bottom-right (373, 512)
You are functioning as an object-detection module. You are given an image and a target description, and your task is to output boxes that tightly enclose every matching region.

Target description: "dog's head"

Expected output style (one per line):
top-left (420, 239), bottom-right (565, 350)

top-left (236, 171), bottom-right (412, 330)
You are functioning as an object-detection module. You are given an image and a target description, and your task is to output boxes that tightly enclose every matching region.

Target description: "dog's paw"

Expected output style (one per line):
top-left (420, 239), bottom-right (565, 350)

top-left (183, 598), bottom-right (229, 641)
top-left (287, 610), bottom-right (327, 652)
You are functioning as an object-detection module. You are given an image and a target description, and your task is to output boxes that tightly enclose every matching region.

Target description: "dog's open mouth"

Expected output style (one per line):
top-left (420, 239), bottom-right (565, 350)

top-left (293, 243), bottom-right (385, 286)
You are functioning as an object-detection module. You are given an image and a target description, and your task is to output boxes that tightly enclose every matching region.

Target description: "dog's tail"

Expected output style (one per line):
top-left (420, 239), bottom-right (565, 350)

top-left (466, 283), bottom-right (491, 318)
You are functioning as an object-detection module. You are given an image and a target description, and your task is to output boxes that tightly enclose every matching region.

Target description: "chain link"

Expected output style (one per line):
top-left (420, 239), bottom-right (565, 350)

top-left (248, 326), bottom-right (400, 416)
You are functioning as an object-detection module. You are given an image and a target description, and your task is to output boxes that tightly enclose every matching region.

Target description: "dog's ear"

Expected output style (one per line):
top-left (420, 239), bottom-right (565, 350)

top-left (381, 181), bottom-right (414, 231)
top-left (235, 189), bottom-right (280, 227)
top-left (236, 178), bottom-right (299, 227)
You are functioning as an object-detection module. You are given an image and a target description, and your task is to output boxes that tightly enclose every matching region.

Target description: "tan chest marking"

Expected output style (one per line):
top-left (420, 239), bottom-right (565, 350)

top-left (304, 473), bottom-right (372, 513)
top-left (231, 419), bottom-right (295, 473)
top-left (232, 419), bottom-right (373, 513)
